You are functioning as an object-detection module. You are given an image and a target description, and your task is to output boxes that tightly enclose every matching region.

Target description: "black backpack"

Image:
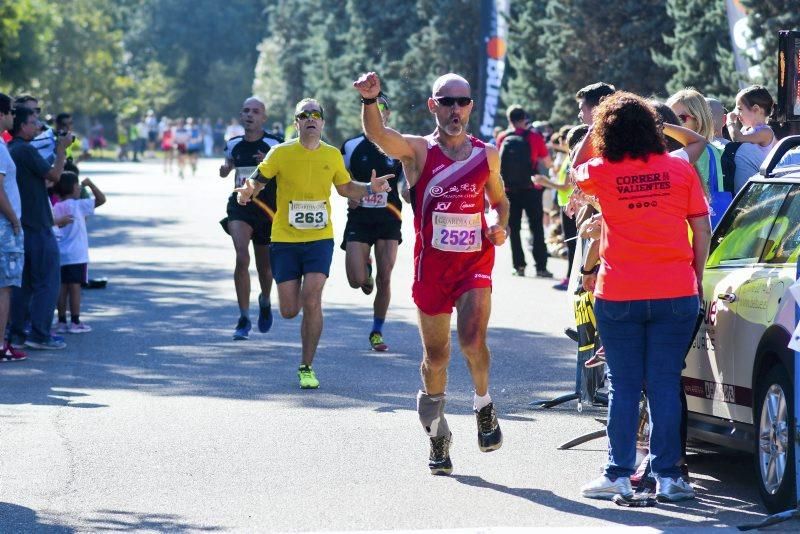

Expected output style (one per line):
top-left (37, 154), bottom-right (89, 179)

top-left (500, 129), bottom-right (533, 189)
top-left (720, 141), bottom-right (741, 193)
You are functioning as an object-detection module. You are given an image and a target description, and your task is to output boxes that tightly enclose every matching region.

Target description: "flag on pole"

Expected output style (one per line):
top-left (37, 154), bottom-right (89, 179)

top-left (478, 0), bottom-right (510, 140)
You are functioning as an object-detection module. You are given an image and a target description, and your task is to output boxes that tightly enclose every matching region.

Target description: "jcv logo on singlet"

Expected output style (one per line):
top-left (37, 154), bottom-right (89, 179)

top-left (435, 202), bottom-right (452, 210)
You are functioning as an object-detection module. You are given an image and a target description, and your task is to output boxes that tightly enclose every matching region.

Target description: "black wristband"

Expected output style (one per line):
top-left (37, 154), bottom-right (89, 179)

top-left (253, 172), bottom-right (269, 185)
top-left (580, 265), bottom-right (599, 276)
top-left (361, 97), bottom-right (378, 105)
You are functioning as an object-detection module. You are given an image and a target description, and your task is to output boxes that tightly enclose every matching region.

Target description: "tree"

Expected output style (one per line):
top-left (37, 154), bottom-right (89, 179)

top-left (502, 1), bottom-right (556, 125)
top-left (0, 1), bottom-right (57, 95)
top-left (654, 0), bottom-right (739, 106)
top-left (541, 0), bottom-right (673, 124)
top-left (742, 0), bottom-right (800, 97)
top-left (125, 0), bottom-right (269, 119)
top-left (391, 0), bottom-right (482, 136)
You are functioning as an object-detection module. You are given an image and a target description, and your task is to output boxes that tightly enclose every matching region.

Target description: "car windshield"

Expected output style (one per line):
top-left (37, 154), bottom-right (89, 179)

top-left (707, 182), bottom-right (793, 266)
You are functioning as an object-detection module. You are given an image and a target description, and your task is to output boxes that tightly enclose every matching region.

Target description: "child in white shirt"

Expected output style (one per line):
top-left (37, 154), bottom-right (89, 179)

top-left (52, 171), bottom-right (106, 333)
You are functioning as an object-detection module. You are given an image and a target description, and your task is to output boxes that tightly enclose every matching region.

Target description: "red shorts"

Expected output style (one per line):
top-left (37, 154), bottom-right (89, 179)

top-left (412, 273), bottom-right (492, 315)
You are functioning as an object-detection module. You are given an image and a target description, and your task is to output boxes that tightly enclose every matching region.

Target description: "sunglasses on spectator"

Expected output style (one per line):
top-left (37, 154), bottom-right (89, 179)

top-left (433, 96), bottom-right (473, 107)
top-left (677, 113), bottom-right (694, 124)
top-left (295, 110), bottom-right (323, 120)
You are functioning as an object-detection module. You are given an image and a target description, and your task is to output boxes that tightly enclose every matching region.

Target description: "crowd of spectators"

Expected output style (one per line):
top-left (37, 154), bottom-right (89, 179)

top-left (0, 93), bottom-right (106, 359)
top-left (491, 80), bottom-right (787, 503)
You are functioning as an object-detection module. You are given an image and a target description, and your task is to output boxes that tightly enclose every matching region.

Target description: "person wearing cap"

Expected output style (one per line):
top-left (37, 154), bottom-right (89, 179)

top-left (339, 92), bottom-right (406, 351)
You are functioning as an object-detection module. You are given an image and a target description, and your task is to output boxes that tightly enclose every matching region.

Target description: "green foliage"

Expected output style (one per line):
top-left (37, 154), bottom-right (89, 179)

top-left (5, 0), bottom-right (791, 143)
top-left (541, 0), bottom-right (674, 125)
top-left (124, 0), bottom-right (268, 120)
top-left (502, 1), bottom-right (555, 125)
top-left (389, 0), bottom-right (482, 136)
top-left (654, 0), bottom-right (739, 106)
top-left (0, 1), bottom-right (57, 94)
top-left (742, 0), bottom-right (800, 97)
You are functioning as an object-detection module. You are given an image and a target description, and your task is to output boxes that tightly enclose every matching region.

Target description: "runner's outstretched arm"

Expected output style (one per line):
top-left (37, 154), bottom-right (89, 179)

top-left (353, 72), bottom-right (427, 187)
top-left (336, 169), bottom-right (393, 202)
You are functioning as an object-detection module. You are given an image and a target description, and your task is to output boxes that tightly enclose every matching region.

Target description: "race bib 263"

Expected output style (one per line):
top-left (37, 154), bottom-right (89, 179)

top-left (289, 200), bottom-right (328, 230)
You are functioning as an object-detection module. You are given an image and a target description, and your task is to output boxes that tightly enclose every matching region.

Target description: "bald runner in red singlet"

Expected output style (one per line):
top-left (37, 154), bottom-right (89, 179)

top-left (411, 134), bottom-right (495, 314)
top-left (354, 71), bottom-right (510, 476)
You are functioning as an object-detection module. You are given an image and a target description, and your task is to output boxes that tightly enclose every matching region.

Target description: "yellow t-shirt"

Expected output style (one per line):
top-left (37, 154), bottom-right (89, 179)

top-left (256, 139), bottom-right (350, 242)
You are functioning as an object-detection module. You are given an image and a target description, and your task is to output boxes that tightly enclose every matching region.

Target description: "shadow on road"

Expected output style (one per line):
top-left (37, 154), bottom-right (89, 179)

top-left (0, 257), bottom-right (579, 417)
top-left (0, 191), bottom-right (773, 528)
top-left (82, 509), bottom-right (223, 531)
top-left (0, 503), bottom-right (75, 533)
top-left (451, 474), bottom-right (764, 529)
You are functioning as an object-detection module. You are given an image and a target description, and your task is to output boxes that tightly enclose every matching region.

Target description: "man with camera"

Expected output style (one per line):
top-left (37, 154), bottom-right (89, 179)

top-left (14, 95), bottom-right (59, 164)
top-left (7, 106), bottom-right (71, 350)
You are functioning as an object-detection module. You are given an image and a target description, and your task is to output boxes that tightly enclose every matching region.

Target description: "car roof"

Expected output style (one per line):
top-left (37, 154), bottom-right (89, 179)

top-left (761, 134), bottom-right (800, 179)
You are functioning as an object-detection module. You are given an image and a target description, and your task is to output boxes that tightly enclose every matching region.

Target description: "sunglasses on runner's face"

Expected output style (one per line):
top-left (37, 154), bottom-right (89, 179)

top-left (295, 110), bottom-right (323, 121)
top-left (434, 96), bottom-right (473, 107)
top-left (677, 113), bottom-right (694, 124)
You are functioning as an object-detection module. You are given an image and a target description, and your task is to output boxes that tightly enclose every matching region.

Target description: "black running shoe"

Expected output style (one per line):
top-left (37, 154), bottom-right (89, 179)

top-left (475, 403), bottom-right (503, 452)
top-left (233, 316), bottom-right (251, 340)
top-left (429, 432), bottom-right (453, 475)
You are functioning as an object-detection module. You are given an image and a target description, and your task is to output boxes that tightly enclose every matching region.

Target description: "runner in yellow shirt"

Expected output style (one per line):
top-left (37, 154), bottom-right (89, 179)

top-left (236, 98), bottom-right (391, 389)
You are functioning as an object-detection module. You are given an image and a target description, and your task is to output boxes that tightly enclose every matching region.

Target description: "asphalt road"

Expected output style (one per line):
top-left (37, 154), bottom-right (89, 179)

top-left (0, 159), bottom-right (791, 532)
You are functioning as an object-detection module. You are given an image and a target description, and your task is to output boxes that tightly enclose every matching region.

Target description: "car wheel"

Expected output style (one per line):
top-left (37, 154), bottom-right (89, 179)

top-left (753, 364), bottom-right (796, 513)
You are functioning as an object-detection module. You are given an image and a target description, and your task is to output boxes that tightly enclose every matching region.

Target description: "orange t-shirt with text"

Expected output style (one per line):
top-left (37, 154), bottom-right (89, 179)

top-left (574, 153), bottom-right (709, 301)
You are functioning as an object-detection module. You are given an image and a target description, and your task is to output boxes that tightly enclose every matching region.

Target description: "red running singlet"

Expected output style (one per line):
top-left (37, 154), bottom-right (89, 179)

top-left (410, 135), bottom-right (495, 314)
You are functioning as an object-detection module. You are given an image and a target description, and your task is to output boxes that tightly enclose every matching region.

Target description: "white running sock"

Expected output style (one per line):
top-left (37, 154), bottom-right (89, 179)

top-left (473, 392), bottom-right (492, 411)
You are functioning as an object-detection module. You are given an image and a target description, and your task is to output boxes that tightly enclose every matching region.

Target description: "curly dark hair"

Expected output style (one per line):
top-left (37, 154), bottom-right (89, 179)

top-left (591, 92), bottom-right (666, 162)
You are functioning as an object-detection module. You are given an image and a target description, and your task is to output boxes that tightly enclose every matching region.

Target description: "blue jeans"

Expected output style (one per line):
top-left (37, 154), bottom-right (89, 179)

top-left (595, 295), bottom-right (699, 480)
top-left (9, 227), bottom-right (60, 343)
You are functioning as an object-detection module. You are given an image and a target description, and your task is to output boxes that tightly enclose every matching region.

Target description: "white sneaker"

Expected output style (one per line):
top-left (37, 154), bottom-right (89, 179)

top-left (581, 475), bottom-right (633, 500)
top-left (656, 476), bottom-right (695, 502)
top-left (53, 322), bottom-right (69, 335)
top-left (68, 323), bottom-right (92, 334)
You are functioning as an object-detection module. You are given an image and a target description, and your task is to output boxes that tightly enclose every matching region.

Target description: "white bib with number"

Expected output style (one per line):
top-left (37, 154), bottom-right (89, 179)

top-left (235, 166), bottom-right (257, 188)
top-left (289, 200), bottom-right (328, 230)
top-left (431, 211), bottom-right (482, 253)
top-left (360, 192), bottom-right (388, 208)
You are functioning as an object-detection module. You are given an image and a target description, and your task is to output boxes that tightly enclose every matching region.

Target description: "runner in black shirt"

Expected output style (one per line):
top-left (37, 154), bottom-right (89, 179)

top-left (219, 97), bottom-right (282, 340)
top-left (340, 93), bottom-right (406, 351)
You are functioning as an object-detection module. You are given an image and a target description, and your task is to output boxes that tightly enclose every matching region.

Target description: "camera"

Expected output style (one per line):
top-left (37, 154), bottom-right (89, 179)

top-left (57, 130), bottom-right (76, 142)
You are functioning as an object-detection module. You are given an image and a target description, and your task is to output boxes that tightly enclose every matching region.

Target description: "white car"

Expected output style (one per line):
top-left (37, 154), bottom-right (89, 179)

top-left (684, 136), bottom-right (800, 513)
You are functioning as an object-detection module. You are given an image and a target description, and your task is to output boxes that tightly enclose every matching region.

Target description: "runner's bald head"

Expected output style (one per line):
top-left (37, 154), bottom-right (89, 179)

top-left (243, 96), bottom-right (266, 113)
top-left (432, 74), bottom-right (471, 97)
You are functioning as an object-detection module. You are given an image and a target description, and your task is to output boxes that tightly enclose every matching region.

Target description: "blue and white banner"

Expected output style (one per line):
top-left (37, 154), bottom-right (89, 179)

top-left (478, 0), bottom-right (510, 140)
top-left (725, 0), bottom-right (763, 87)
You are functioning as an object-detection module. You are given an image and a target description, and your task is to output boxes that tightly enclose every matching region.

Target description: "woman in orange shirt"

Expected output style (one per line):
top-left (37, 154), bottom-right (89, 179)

top-left (572, 92), bottom-right (712, 503)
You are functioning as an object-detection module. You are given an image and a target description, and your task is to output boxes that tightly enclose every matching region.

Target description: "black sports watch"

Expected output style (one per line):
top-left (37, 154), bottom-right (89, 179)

top-left (580, 265), bottom-right (599, 276)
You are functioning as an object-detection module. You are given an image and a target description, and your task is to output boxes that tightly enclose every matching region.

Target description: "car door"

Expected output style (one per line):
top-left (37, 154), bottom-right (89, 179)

top-left (685, 181), bottom-right (794, 421)
top-left (734, 184), bottom-right (800, 425)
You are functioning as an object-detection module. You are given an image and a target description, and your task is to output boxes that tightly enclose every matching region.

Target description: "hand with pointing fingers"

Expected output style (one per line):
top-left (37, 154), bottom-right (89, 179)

top-left (369, 168), bottom-right (392, 194)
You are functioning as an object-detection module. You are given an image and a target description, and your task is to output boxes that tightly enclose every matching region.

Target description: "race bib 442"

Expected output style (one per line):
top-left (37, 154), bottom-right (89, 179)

top-left (235, 166), bottom-right (257, 188)
top-left (360, 192), bottom-right (388, 208)
top-left (289, 200), bottom-right (328, 230)
top-left (431, 211), bottom-right (481, 252)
